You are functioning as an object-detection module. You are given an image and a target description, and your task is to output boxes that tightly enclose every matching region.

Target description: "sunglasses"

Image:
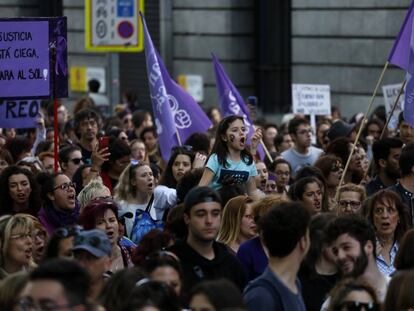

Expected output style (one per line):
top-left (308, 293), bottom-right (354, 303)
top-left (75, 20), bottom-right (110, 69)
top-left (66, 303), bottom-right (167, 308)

top-left (55, 225), bottom-right (83, 238)
top-left (70, 158), bottom-right (82, 165)
top-left (335, 301), bottom-right (380, 311)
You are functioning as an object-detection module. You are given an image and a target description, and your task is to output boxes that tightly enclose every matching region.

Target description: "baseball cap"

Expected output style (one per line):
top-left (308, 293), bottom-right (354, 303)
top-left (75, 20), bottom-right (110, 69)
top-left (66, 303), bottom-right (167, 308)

top-left (184, 186), bottom-right (221, 213)
top-left (72, 229), bottom-right (112, 257)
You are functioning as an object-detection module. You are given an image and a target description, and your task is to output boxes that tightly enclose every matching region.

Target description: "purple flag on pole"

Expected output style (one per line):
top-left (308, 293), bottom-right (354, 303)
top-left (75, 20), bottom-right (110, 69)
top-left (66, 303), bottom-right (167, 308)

top-left (141, 13), bottom-right (212, 160)
top-left (141, 13), bottom-right (179, 161)
top-left (212, 53), bottom-right (265, 159)
top-left (157, 51), bottom-right (212, 143)
top-left (388, 1), bottom-right (414, 70)
top-left (403, 21), bottom-right (414, 126)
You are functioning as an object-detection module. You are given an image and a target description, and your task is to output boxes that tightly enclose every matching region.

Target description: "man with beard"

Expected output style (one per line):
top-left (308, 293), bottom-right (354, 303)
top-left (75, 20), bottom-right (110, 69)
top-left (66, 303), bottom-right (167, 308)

top-left (366, 138), bottom-right (403, 196)
top-left (168, 187), bottom-right (246, 299)
top-left (389, 142), bottom-right (414, 226)
top-left (320, 215), bottom-right (388, 311)
top-left (73, 108), bottom-right (101, 165)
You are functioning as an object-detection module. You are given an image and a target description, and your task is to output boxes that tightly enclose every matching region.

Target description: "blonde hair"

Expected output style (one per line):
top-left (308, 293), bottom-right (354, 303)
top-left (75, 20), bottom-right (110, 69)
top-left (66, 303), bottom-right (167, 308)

top-left (114, 162), bottom-right (149, 201)
top-left (77, 179), bottom-right (111, 210)
top-left (0, 214), bottom-right (34, 267)
top-left (217, 196), bottom-right (253, 245)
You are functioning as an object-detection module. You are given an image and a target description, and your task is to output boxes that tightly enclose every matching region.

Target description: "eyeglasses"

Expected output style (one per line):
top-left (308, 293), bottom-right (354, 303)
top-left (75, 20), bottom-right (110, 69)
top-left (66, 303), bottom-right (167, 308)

top-left (172, 145), bottom-right (193, 153)
top-left (17, 297), bottom-right (73, 311)
top-left (374, 206), bottom-right (398, 216)
top-left (331, 162), bottom-right (343, 172)
top-left (11, 232), bottom-right (33, 240)
top-left (53, 182), bottom-right (76, 192)
top-left (69, 158), bottom-right (82, 165)
top-left (54, 225), bottom-right (83, 238)
top-left (296, 128), bottom-right (313, 135)
top-left (338, 200), bottom-right (361, 210)
top-left (335, 301), bottom-right (380, 311)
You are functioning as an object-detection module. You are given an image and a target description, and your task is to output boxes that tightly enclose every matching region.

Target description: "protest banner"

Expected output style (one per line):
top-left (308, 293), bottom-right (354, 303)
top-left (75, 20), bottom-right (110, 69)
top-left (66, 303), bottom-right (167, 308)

top-left (0, 17), bottom-right (68, 172)
top-left (292, 84), bottom-right (331, 143)
top-left (382, 83), bottom-right (405, 130)
top-left (0, 17), bottom-right (68, 99)
top-left (0, 99), bottom-right (40, 129)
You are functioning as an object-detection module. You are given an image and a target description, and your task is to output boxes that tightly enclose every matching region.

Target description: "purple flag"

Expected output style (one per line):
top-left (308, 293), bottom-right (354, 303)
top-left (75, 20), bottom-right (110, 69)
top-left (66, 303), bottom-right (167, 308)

top-left (388, 1), bottom-right (414, 70)
top-left (212, 53), bottom-right (265, 159)
top-left (141, 13), bottom-right (212, 160)
top-left (403, 21), bottom-right (414, 126)
top-left (157, 51), bottom-right (212, 143)
top-left (141, 13), bottom-right (178, 161)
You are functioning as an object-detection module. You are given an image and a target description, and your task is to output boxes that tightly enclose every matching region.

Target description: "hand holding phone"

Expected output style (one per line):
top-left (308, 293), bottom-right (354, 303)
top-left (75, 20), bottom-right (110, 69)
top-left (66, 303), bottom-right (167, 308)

top-left (99, 136), bottom-right (109, 151)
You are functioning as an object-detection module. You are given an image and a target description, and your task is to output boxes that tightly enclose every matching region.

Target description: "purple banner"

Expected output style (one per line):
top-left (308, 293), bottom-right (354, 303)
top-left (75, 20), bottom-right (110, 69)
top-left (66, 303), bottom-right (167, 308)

top-left (0, 99), bottom-right (40, 128)
top-left (0, 21), bottom-right (49, 98)
top-left (0, 17), bottom-right (68, 99)
top-left (141, 13), bottom-right (179, 161)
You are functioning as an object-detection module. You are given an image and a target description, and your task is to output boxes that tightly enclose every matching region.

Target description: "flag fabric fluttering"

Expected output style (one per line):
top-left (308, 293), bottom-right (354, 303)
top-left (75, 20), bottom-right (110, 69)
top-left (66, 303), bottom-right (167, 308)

top-left (388, 1), bottom-right (414, 126)
top-left (212, 53), bottom-right (265, 159)
top-left (140, 13), bottom-right (212, 160)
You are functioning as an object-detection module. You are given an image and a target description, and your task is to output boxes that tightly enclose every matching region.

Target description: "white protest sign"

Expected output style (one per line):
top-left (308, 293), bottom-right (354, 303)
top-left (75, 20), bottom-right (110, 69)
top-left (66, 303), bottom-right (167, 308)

top-left (178, 74), bottom-right (204, 102)
top-left (292, 84), bottom-right (331, 115)
top-left (382, 83), bottom-right (404, 130)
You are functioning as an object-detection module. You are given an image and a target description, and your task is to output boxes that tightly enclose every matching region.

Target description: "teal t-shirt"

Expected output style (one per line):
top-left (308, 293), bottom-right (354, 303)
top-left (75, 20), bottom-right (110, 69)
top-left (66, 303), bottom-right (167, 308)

top-left (206, 153), bottom-right (258, 190)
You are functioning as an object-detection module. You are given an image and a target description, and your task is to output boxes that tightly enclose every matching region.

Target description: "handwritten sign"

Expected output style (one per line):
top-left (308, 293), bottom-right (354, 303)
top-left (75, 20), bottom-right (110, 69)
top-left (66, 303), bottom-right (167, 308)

top-left (292, 84), bottom-right (331, 115)
top-left (0, 99), bottom-right (40, 128)
top-left (0, 17), bottom-right (68, 99)
top-left (382, 83), bottom-right (404, 130)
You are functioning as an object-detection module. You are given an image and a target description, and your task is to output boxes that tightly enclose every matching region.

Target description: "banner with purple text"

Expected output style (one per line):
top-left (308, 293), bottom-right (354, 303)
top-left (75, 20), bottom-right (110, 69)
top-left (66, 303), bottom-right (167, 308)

top-left (0, 17), bottom-right (67, 99)
top-left (0, 99), bottom-right (40, 128)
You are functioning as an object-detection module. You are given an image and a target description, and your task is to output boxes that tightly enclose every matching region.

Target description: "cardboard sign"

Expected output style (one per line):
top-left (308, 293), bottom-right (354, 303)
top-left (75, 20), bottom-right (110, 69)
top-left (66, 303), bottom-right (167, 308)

top-left (0, 99), bottom-right (40, 128)
top-left (0, 17), bottom-right (68, 99)
top-left (85, 0), bottom-right (144, 52)
top-left (292, 84), bottom-right (331, 115)
top-left (382, 83), bottom-right (404, 130)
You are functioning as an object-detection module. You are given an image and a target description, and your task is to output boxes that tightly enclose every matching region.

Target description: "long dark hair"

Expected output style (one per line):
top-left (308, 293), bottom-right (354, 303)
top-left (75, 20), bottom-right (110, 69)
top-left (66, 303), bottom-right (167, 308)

top-left (159, 147), bottom-right (195, 188)
top-left (210, 115), bottom-right (252, 168)
top-left (0, 165), bottom-right (41, 216)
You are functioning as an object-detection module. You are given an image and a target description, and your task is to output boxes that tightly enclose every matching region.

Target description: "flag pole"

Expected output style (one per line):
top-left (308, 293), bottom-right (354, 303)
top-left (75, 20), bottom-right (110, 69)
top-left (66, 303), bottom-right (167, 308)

top-left (175, 130), bottom-right (182, 146)
top-left (335, 61), bottom-right (389, 203)
top-left (260, 140), bottom-right (274, 163)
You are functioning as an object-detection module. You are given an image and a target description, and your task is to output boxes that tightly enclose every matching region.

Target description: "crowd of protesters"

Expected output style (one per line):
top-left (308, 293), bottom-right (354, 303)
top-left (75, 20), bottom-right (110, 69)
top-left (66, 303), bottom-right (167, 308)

top-left (1, 93), bottom-right (414, 311)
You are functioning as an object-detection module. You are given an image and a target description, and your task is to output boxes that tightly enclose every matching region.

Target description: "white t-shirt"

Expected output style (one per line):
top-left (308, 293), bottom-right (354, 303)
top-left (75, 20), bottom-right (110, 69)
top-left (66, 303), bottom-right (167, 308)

top-left (116, 185), bottom-right (177, 236)
top-left (281, 146), bottom-right (323, 175)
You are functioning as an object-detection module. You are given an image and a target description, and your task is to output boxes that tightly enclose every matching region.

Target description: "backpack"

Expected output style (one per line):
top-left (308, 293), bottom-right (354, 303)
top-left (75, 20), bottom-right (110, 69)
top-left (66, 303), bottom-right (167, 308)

top-left (130, 195), bottom-right (164, 244)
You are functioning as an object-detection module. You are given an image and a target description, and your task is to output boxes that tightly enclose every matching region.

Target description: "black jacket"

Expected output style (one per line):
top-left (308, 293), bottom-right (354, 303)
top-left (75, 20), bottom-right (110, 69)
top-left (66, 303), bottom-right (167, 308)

top-left (168, 240), bottom-right (247, 294)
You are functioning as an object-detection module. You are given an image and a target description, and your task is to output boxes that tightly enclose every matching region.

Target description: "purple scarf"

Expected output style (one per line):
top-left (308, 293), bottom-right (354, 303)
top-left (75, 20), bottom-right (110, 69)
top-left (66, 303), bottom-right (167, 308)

top-left (38, 202), bottom-right (80, 234)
